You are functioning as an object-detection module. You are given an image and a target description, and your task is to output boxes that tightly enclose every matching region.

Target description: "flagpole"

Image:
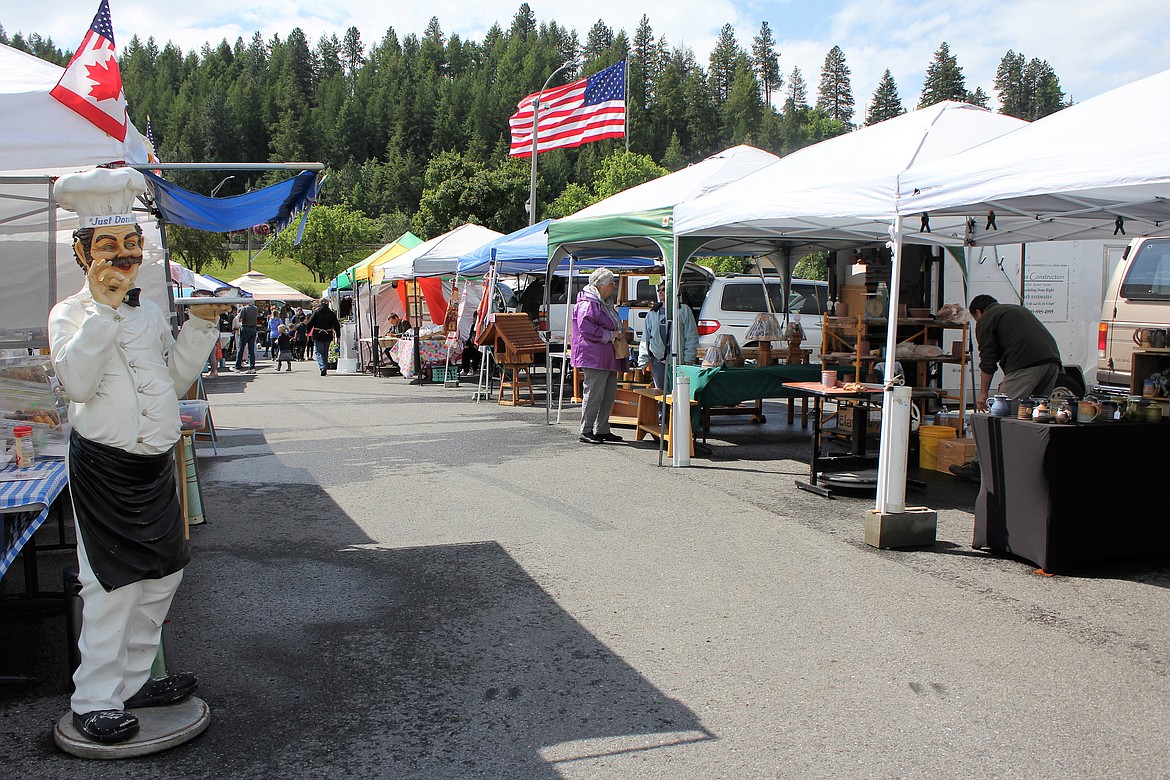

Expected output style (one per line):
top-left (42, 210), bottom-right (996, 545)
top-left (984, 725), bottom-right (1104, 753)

top-left (528, 63), bottom-right (572, 226)
top-left (623, 58), bottom-right (630, 153)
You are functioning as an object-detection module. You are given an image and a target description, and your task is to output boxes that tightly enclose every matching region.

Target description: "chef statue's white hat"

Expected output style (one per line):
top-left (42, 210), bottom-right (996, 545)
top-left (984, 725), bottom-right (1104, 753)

top-left (54, 168), bottom-right (147, 229)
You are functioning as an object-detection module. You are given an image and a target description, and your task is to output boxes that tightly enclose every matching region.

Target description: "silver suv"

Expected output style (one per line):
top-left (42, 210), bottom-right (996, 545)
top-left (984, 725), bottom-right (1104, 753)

top-left (697, 276), bottom-right (829, 360)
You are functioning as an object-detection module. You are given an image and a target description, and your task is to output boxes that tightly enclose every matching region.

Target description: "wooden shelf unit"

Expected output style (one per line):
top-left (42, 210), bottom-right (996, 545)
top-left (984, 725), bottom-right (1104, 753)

top-left (821, 315), bottom-right (970, 430)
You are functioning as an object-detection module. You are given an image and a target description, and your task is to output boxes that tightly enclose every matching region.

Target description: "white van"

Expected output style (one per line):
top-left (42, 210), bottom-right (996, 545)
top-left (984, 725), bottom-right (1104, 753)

top-left (1097, 236), bottom-right (1170, 391)
top-left (518, 263), bottom-right (714, 338)
top-left (696, 276), bottom-right (828, 360)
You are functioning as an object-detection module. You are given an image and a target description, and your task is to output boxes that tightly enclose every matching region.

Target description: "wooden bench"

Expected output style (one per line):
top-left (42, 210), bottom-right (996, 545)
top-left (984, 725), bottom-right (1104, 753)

top-left (634, 389), bottom-right (697, 457)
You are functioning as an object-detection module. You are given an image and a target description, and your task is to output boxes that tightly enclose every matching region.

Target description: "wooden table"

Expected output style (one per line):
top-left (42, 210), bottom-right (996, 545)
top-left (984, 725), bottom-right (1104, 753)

top-left (782, 381), bottom-right (885, 498)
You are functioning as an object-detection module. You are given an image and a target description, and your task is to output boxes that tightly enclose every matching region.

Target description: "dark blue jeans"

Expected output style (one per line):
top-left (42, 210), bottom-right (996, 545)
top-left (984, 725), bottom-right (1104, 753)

top-left (314, 337), bottom-right (331, 373)
top-left (235, 327), bottom-right (257, 369)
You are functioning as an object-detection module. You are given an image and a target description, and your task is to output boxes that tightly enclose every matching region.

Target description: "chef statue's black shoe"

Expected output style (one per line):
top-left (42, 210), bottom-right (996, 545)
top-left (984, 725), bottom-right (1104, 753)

top-left (73, 710), bottom-right (139, 744)
top-left (124, 672), bottom-right (198, 709)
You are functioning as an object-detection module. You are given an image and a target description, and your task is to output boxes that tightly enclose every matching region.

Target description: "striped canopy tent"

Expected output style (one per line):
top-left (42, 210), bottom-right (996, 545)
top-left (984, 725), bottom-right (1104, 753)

top-left (334, 232), bottom-right (423, 291)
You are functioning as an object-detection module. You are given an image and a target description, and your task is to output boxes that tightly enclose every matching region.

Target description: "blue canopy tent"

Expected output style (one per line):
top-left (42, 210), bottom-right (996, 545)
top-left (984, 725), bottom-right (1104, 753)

top-left (457, 220), bottom-right (656, 275)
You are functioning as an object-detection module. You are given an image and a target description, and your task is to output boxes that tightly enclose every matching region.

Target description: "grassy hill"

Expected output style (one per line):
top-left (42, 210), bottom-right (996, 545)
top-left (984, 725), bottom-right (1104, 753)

top-left (195, 250), bottom-right (325, 297)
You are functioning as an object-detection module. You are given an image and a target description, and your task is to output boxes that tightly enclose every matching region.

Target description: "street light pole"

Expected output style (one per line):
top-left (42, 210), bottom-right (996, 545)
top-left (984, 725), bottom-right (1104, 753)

top-left (528, 62), bottom-right (572, 226)
top-left (211, 175), bottom-right (235, 197)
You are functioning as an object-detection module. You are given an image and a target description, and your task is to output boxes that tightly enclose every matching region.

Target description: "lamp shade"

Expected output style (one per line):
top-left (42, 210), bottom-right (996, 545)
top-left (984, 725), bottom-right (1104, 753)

top-left (743, 312), bottom-right (784, 341)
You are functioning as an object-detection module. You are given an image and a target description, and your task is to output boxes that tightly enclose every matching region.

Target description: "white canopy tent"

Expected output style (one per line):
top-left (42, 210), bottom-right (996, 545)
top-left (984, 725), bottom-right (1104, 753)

top-left (898, 69), bottom-right (1170, 243)
top-left (228, 270), bottom-right (314, 302)
top-left (375, 224), bottom-right (504, 282)
top-left (673, 102), bottom-right (1027, 247)
top-left (672, 102), bottom-right (1029, 504)
top-left (0, 43), bottom-right (155, 348)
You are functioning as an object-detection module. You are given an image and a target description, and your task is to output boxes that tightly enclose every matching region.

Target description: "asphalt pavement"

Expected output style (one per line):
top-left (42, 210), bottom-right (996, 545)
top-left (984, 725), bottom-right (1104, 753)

top-left (3, 357), bottom-right (1168, 779)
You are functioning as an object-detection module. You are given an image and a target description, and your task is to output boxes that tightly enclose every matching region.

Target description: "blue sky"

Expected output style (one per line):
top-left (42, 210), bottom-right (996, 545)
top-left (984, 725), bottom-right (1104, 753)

top-left (7, 0), bottom-right (1170, 112)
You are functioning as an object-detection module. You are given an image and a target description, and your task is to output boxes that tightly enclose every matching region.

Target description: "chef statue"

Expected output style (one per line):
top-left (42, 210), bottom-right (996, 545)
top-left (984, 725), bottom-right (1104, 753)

top-left (48, 167), bottom-right (228, 746)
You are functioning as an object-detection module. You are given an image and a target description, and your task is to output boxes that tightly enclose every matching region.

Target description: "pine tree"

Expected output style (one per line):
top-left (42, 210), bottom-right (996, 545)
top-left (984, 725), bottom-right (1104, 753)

top-left (994, 50), bottom-right (1027, 117)
top-left (583, 20), bottom-right (614, 62)
top-left (865, 69), bottom-right (903, 125)
top-left (721, 55), bottom-right (764, 144)
top-left (967, 86), bottom-right (990, 109)
top-left (785, 66), bottom-right (808, 113)
top-left (708, 23), bottom-right (741, 105)
top-left (919, 42), bottom-right (966, 108)
top-left (816, 46), bottom-right (854, 124)
top-left (341, 27), bottom-right (364, 90)
top-left (750, 21), bottom-right (781, 108)
top-left (994, 51), bottom-right (1067, 119)
top-left (1024, 58), bottom-right (1067, 119)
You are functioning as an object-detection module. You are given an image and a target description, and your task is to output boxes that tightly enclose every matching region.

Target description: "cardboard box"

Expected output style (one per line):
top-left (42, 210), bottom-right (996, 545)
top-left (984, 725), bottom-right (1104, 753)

top-left (935, 437), bottom-right (977, 474)
top-left (835, 403), bottom-right (881, 434)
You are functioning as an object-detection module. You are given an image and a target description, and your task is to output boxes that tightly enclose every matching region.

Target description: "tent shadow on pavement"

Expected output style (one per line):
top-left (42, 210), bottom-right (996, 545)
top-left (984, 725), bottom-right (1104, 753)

top-left (3, 459), bottom-right (711, 778)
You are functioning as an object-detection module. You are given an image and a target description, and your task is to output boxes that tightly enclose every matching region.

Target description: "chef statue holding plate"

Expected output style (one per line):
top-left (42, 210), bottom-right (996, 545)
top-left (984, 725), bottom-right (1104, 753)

top-left (48, 167), bottom-right (228, 748)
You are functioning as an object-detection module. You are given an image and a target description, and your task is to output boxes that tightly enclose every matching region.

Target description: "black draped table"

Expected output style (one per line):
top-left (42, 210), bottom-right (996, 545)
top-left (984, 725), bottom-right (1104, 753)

top-left (971, 413), bottom-right (1170, 571)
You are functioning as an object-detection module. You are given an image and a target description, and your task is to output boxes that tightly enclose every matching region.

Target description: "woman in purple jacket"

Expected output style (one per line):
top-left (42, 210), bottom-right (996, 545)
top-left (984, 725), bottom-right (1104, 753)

top-left (571, 268), bottom-right (627, 444)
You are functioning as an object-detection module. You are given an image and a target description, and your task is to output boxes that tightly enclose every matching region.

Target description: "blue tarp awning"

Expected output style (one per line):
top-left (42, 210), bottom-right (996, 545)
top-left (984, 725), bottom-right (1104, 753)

top-left (145, 171), bottom-right (318, 233)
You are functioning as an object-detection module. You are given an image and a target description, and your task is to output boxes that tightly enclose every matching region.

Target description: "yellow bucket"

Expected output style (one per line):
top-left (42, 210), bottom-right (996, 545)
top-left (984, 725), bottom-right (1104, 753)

top-left (918, 424), bottom-right (957, 470)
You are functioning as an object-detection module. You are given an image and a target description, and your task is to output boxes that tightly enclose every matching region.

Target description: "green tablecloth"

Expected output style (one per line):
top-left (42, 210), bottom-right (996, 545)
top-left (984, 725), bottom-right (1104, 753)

top-left (677, 363), bottom-right (824, 407)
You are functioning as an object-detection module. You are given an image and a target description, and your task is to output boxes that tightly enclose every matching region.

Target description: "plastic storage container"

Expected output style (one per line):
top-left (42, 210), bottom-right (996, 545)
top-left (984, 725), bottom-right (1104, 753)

top-left (177, 400), bottom-right (209, 431)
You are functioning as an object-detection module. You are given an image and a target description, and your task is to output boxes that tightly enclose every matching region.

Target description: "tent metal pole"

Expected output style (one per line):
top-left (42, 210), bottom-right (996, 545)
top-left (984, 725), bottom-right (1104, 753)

top-left (875, 215), bottom-right (908, 514)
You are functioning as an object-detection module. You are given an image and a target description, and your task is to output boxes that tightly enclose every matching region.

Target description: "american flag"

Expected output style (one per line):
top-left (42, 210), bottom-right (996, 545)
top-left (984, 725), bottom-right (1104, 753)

top-left (50, 0), bottom-right (129, 142)
top-left (509, 60), bottom-right (626, 157)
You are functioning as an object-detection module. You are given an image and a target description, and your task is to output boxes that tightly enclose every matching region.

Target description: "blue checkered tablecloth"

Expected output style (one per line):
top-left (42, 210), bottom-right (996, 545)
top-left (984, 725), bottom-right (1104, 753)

top-left (0, 461), bottom-right (68, 580)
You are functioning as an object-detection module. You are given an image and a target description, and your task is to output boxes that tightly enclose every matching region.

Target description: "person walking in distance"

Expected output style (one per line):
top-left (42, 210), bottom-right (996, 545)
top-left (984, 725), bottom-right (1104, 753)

top-left (306, 298), bottom-right (342, 376)
top-left (233, 299), bottom-right (259, 372)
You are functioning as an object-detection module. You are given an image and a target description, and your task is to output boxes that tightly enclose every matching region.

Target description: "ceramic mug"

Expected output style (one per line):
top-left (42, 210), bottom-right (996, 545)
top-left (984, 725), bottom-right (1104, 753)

top-left (1075, 399), bottom-right (1100, 424)
top-left (1100, 399), bottom-right (1120, 421)
top-left (1145, 403), bottom-right (1163, 423)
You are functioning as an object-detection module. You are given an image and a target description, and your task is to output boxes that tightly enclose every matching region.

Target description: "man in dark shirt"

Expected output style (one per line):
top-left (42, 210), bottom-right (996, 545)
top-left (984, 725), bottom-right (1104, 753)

top-left (234, 301), bottom-right (260, 372)
top-left (306, 299), bottom-right (342, 376)
top-left (951, 295), bottom-right (1062, 481)
top-left (970, 294), bottom-right (1062, 408)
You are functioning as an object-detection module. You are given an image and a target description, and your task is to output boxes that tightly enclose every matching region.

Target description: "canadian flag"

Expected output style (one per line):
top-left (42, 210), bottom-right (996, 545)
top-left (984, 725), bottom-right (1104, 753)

top-left (50, 0), bottom-right (128, 142)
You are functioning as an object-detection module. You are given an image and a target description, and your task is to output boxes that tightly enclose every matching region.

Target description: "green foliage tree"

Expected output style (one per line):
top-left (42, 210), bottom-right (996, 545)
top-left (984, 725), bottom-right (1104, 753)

top-left (592, 151), bottom-right (667, 199)
top-left (267, 204), bottom-right (381, 283)
top-left (793, 251), bottom-right (829, 281)
top-left (165, 224), bottom-right (233, 275)
top-left (695, 256), bottom-right (750, 274)
top-left (413, 153), bottom-right (531, 234)
top-left (865, 69), bottom-right (904, 125)
top-left (751, 22), bottom-right (781, 109)
top-left (545, 183), bottom-right (595, 218)
top-left (816, 46), bottom-right (854, 124)
top-left (918, 42), bottom-right (966, 108)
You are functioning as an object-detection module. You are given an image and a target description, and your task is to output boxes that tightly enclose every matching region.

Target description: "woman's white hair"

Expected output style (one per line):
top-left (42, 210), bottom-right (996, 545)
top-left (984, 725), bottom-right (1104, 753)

top-left (588, 267), bottom-right (615, 287)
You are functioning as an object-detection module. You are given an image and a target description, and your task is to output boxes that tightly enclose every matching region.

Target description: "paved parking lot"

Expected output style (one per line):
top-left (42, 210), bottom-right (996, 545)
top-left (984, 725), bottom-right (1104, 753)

top-left (4, 362), bottom-right (1168, 779)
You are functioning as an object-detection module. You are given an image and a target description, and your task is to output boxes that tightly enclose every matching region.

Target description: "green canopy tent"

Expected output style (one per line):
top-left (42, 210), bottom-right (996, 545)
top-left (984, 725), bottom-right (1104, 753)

top-left (545, 146), bottom-right (782, 447)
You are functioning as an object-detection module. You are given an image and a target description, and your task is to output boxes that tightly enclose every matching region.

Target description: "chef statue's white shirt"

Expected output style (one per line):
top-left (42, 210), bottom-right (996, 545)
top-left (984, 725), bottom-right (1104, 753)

top-left (50, 284), bottom-right (217, 454)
